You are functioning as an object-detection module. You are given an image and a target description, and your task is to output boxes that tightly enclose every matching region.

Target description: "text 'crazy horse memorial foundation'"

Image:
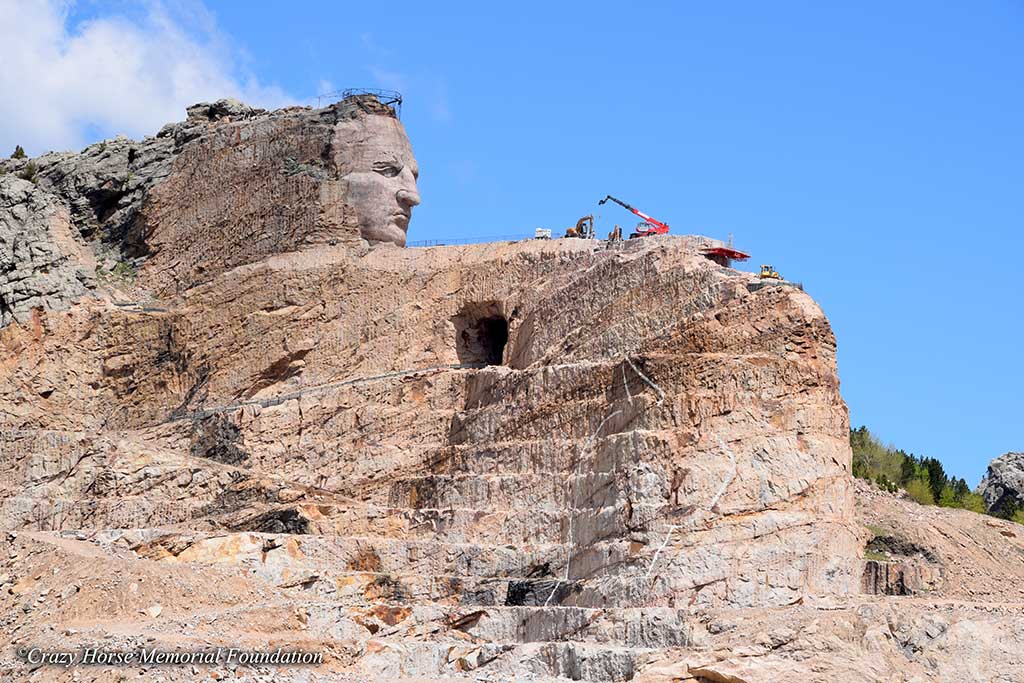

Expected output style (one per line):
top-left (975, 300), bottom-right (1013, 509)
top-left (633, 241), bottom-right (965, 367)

top-left (3, 92), bottom-right (1024, 682)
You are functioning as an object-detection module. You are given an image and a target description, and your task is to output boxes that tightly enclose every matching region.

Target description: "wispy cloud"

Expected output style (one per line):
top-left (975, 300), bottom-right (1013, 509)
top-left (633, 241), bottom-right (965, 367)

top-left (360, 32), bottom-right (393, 58)
top-left (366, 66), bottom-right (452, 124)
top-left (368, 66), bottom-right (408, 93)
top-left (430, 80), bottom-right (451, 123)
top-left (0, 0), bottom-right (294, 155)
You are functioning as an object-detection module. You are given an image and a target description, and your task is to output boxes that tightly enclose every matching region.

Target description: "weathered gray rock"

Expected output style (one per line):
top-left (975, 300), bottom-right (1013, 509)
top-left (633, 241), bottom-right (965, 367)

top-left (979, 451), bottom-right (1024, 514)
top-left (185, 97), bottom-right (267, 122)
top-left (0, 131), bottom-right (179, 250)
top-left (28, 134), bottom-right (177, 245)
top-left (0, 176), bottom-right (96, 326)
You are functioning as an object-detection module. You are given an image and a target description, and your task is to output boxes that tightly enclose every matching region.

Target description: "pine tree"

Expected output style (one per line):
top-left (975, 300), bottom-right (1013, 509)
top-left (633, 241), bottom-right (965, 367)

top-left (899, 455), bottom-right (918, 486)
top-left (995, 497), bottom-right (1020, 521)
top-left (11, 145), bottom-right (26, 159)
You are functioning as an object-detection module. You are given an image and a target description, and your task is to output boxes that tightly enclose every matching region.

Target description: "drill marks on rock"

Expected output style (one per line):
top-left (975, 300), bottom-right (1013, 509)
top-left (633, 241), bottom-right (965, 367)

top-left (708, 437), bottom-right (739, 514)
top-left (544, 355), bottom-right (671, 603)
top-left (548, 409), bottom-right (623, 607)
top-left (172, 363), bottom-right (484, 423)
top-left (647, 437), bottom-right (737, 579)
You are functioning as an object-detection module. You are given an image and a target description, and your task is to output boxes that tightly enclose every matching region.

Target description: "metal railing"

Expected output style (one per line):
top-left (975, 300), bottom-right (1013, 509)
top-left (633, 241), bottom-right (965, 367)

top-left (407, 234), bottom-right (530, 247)
top-left (315, 88), bottom-right (403, 117)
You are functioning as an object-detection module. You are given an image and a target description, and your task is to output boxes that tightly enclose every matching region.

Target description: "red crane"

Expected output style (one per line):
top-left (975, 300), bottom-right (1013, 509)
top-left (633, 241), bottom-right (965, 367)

top-left (598, 195), bottom-right (670, 238)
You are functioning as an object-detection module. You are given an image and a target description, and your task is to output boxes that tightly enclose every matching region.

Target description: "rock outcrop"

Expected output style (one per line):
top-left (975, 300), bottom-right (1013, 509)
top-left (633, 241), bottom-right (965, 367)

top-left (979, 451), bottom-right (1024, 515)
top-left (1, 96), bottom-right (1022, 682)
top-left (0, 176), bottom-right (95, 326)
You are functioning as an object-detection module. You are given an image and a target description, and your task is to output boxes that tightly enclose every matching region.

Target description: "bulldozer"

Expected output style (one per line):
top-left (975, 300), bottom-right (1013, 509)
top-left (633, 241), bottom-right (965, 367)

top-left (759, 264), bottom-right (782, 280)
top-left (565, 215), bottom-right (595, 239)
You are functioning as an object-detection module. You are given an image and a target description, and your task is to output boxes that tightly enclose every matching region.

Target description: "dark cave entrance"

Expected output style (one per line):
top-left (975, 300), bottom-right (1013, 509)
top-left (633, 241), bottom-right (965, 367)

top-left (453, 302), bottom-right (509, 366)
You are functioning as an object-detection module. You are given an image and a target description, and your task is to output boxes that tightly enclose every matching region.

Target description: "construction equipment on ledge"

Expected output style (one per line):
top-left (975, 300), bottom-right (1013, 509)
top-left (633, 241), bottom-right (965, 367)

top-left (564, 215), bottom-right (595, 239)
top-left (759, 264), bottom-right (782, 280)
top-left (534, 228), bottom-right (552, 240)
top-left (701, 234), bottom-right (751, 267)
top-left (607, 224), bottom-right (623, 242)
top-left (598, 195), bottom-right (669, 238)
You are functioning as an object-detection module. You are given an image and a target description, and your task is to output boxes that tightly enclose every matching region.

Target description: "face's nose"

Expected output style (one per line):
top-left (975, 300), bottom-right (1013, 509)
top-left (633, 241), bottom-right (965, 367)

top-left (396, 168), bottom-right (420, 208)
top-left (396, 188), bottom-right (420, 208)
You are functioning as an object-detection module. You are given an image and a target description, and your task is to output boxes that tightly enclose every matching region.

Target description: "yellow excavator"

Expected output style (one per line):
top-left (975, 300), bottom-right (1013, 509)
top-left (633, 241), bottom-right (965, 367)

top-left (565, 215), bottom-right (595, 239)
top-left (759, 264), bottom-right (782, 280)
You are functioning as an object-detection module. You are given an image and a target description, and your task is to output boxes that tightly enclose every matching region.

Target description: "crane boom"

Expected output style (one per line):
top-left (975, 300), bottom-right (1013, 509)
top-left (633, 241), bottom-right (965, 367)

top-left (597, 195), bottom-right (670, 235)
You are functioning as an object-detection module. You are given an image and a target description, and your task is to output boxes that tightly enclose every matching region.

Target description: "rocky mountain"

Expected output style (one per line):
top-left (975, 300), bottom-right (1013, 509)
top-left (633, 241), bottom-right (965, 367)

top-left (2, 95), bottom-right (1023, 682)
top-left (979, 452), bottom-right (1024, 515)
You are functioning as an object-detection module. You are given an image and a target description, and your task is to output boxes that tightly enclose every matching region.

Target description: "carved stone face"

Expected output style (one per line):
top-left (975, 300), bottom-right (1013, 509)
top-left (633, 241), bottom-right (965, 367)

top-left (333, 115), bottom-right (420, 246)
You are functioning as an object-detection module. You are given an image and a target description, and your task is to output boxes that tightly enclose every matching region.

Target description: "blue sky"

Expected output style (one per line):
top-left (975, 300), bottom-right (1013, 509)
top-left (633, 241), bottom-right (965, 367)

top-left (6, 1), bottom-right (1023, 484)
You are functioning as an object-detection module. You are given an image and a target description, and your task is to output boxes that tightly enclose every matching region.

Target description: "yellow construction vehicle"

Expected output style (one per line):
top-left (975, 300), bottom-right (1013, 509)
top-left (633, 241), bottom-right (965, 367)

top-left (759, 264), bottom-right (782, 280)
top-left (565, 215), bottom-right (595, 239)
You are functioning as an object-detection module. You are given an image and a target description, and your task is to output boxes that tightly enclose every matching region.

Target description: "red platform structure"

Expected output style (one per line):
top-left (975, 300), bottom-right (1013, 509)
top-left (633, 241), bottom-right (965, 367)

top-left (700, 245), bottom-right (751, 267)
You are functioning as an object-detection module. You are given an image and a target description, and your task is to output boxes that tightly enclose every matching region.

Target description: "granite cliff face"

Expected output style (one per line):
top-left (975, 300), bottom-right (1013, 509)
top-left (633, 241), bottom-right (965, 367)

top-left (1, 98), bottom-right (1022, 682)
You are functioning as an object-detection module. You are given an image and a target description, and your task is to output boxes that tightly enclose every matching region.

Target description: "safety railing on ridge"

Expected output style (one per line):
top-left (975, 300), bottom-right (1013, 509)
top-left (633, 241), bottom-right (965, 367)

top-left (407, 234), bottom-right (532, 247)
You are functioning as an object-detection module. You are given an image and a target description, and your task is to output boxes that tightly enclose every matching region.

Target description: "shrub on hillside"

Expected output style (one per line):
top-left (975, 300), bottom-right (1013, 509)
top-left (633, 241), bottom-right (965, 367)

top-left (17, 161), bottom-right (37, 183)
top-left (904, 478), bottom-right (935, 505)
top-left (851, 425), bottom-right (994, 518)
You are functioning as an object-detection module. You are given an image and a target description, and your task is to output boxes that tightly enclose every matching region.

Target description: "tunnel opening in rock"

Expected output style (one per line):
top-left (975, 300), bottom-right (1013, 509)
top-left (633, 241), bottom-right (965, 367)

top-left (453, 303), bottom-right (508, 366)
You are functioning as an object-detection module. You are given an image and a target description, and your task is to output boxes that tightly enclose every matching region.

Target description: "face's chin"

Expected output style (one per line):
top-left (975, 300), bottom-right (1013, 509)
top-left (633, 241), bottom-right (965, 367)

top-left (363, 217), bottom-right (409, 246)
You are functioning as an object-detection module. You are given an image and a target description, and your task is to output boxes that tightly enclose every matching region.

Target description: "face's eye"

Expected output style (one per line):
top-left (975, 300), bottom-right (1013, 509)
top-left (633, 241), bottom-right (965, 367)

top-left (373, 162), bottom-right (402, 178)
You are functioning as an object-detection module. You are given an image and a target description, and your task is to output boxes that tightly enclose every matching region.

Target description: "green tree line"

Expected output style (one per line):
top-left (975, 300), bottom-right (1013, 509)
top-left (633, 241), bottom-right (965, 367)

top-left (850, 426), bottom-right (1023, 523)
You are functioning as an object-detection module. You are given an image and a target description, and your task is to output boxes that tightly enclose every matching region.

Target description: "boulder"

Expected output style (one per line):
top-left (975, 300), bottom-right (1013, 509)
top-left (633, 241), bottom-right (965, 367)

top-left (979, 451), bottom-right (1024, 515)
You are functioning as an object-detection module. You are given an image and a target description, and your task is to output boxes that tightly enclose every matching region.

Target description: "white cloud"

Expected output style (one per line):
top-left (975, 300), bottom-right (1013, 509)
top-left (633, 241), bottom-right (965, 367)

top-left (366, 66), bottom-right (452, 124)
top-left (360, 32), bottom-right (393, 58)
top-left (368, 65), bottom-right (407, 93)
top-left (429, 80), bottom-right (451, 123)
top-left (317, 79), bottom-right (335, 97)
top-left (0, 0), bottom-right (294, 156)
